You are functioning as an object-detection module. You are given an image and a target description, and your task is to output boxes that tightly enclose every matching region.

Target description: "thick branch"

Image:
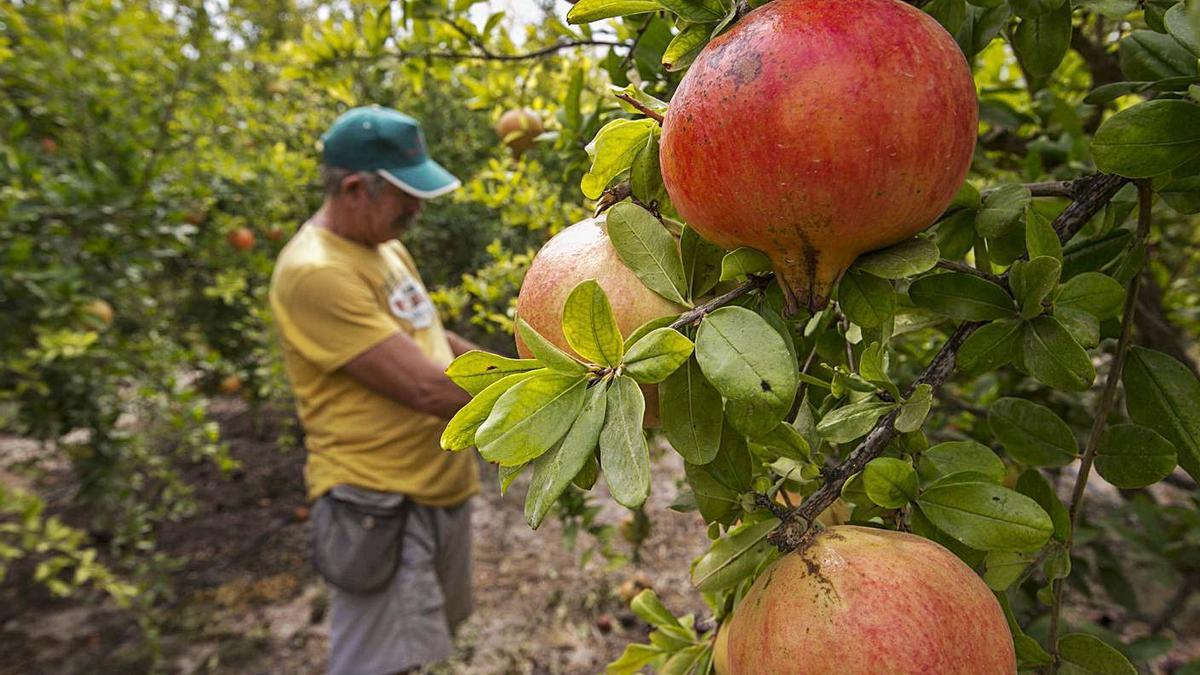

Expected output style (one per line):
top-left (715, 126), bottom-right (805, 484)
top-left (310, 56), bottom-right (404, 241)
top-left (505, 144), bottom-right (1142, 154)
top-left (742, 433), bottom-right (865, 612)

top-left (1047, 181), bottom-right (1152, 658)
top-left (767, 173), bottom-right (1131, 553)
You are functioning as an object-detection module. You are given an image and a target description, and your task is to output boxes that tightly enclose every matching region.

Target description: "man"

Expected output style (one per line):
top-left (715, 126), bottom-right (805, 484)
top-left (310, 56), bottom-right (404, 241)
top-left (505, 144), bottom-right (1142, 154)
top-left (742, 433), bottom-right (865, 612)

top-left (269, 106), bottom-right (485, 675)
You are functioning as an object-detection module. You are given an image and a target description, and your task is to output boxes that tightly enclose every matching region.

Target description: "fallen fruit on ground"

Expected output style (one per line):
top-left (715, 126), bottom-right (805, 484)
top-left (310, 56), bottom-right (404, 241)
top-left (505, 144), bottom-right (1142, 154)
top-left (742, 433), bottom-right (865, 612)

top-left (228, 227), bottom-right (255, 251)
top-left (515, 216), bottom-right (685, 426)
top-left (494, 108), bottom-right (543, 158)
top-left (219, 374), bottom-right (243, 395)
top-left (660, 0), bottom-right (977, 313)
top-left (720, 525), bottom-right (1015, 674)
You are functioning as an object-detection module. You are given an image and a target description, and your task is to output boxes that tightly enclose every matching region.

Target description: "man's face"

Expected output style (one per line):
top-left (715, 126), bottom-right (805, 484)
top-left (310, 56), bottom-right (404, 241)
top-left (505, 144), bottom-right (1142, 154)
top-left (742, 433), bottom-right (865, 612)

top-left (341, 174), bottom-right (423, 244)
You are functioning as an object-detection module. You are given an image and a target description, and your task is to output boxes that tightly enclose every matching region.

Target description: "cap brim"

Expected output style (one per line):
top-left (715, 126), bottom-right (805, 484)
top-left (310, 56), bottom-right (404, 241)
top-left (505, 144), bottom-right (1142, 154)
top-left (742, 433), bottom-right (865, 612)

top-left (377, 160), bottom-right (461, 199)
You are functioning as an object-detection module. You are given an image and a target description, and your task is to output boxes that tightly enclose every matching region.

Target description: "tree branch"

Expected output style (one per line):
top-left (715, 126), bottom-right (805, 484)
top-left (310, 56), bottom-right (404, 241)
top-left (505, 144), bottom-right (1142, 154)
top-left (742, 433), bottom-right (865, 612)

top-left (936, 259), bottom-right (1005, 285)
top-left (766, 173), bottom-right (1131, 553)
top-left (669, 275), bottom-right (773, 330)
top-left (333, 40), bottom-right (628, 63)
top-left (614, 92), bottom-right (664, 125)
top-left (1046, 180), bottom-right (1152, 660)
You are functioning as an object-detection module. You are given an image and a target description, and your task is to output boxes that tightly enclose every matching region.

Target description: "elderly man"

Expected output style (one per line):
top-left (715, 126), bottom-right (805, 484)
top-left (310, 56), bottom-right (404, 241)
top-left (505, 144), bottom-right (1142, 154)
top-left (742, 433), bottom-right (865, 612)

top-left (269, 106), bottom-right (484, 675)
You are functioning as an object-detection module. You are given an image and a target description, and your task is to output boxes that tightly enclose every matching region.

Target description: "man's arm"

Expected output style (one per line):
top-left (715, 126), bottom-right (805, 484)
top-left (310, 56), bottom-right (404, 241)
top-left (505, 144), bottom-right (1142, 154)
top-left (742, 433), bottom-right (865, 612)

top-left (341, 332), bottom-right (471, 419)
top-left (445, 330), bottom-right (487, 357)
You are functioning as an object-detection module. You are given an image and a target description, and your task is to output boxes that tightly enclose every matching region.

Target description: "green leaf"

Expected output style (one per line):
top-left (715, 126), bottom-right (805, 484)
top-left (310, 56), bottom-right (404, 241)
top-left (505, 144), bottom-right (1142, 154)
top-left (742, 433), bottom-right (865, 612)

top-left (1062, 229), bottom-right (1133, 279)
top-left (1095, 423), bottom-right (1178, 489)
top-left (1119, 30), bottom-right (1197, 81)
top-left (624, 316), bottom-right (677, 352)
top-left (601, 375), bottom-right (652, 508)
top-left (630, 588), bottom-right (683, 628)
top-left (1055, 306), bottom-right (1100, 349)
top-left (1026, 204), bottom-right (1064, 261)
top-left (1092, 100), bottom-right (1200, 178)
top-left (958, 319), bottom-right (1022, 375)
top-left (977, 184), bottom-right (1033, 238)
top-left (681, 226), bottom-right (724, 300)
top-left (478, 374), bottom-right (588, 466)
top-left (1058, 634), bottom-right (1137, 675)
top-left (1160, 174), bottom-right (1200, 214)
top-left (685, 426), bottom-right (754, 525)
top-left (853, 237), bottom-right (940, 279)
top-left (605, 643), bottom-right (664, 675)
top-left (606, 202), bottom-right (690, 306)
top-left (817, 400), bottom-right (898, 443)
top-left (525, 382), bottom-right (609, 528)
top-left (630, 131), bottom-right (664, 203)
top-left (997, 593), bottom-right (1054, 667)
top-left (562, 280), bottom-right (625, 367)
top-left (659, 0), bottom-right (726, 22)
top-left (1012, 1), bottom-right (1073, 77)
top-left (1015, 469), bottom-right (1071, 541)
top-left (444, 351), bottom-right (542, 395)
top-left (863, 457), bottom-right (918, 508)
top-left (1123, 347), bottom-right (1200, 481)
top-left (1055, 272), bottom-right (1126, 319)
top-left (661, 357), bottom-right (724, 465)
top-left (895, 383), bottom-right (933, 433)
top-left (499, 463), bottom-right (525, 496)
top-left (441, 370), bottom-right (542, 451)
top-left (568, 0), bottom-right (662, 24)
top-left (623, 327), bottom-right (694, 384)
top-left (1022, 316), bottom-right (1096, 391)
top-left (838, 270), bottom-right (895, 328)
top-left (516, 317), bottom-right (588, 375)
top-left (581, 119), bottom-right (658, 199)
top-left (989, 397), bottom-right (1078, 466)
top-left (935, 209), bottom-right (979, 260)
top-left (918, 441), bottom-right (1007, 484)
top-left (757, 422), bottom-right (811, 461)
top-left (719, 247), bottom-right (772, 281)
top-left (983, 550), bottom-right (1037, 590)
top-left (695, 306), bottom-right (798, 410)
top-left (924, 0), bottom-right (967, 32)
top-left (1010, 256), bottom-right (1062, 319)
top-left (690, 517), bottom-right (780, 592)
top-left (908, 273), bottom-right (1016, 321)
top-left (1165, 1), bottom-right (1200, 56)
top-left (910, 505), bottom-right (986, 567)
top-left (915, 482), bottom-right (1054, 551)
top-left (1009, 0), bottom-right (1067, 16)
top-left (662, 22), bottom-right (712, 72)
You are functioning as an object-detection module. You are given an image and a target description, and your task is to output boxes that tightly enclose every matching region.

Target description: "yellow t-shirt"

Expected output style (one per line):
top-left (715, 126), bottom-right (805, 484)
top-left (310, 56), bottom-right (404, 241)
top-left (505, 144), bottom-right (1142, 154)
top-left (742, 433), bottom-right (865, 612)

top-left (269, 223), bottom-right (479, 506)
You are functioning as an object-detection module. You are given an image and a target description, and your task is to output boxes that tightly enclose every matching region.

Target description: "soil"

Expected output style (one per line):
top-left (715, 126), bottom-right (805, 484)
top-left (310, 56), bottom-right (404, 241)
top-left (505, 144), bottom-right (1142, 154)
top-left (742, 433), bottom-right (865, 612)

top-left (1, 397), bottom-right (1197, 674)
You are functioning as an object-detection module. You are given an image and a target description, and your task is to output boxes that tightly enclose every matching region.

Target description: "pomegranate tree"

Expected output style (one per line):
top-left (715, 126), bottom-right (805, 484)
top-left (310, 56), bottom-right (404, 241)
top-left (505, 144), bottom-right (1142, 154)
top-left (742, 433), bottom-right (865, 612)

top-left (660, 0), bottom-right (977, 312)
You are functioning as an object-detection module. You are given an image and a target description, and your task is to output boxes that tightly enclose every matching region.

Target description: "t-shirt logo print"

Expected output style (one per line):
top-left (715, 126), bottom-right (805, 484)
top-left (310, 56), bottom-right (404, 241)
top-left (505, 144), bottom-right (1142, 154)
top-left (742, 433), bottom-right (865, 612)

top-left (387, 275), bottom-right (435, 330)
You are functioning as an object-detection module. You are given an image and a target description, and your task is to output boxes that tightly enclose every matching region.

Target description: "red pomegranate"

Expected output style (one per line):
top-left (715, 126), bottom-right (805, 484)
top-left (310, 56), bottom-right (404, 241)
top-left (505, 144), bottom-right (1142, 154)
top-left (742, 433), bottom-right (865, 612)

top-left (660, 0), bottom-right (977, 312)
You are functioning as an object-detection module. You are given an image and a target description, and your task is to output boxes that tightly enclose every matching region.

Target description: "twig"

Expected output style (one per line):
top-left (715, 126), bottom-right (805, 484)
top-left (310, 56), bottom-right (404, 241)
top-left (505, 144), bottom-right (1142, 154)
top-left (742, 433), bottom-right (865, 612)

top-left (331, 40), bottom-right (628, 63)
top-left (614, 92), bottom-right (664, 125)
top-left (1150, 574), bottom-right (1198, 634)
top-left (982, 181), bottom-right (1078, 200)
top-left (935, 259), bottom-right (1005, 285)
top-left (594, 182), bottom-right (633, 216)
top-left (669, 274), bottom-right (773, 330)
top-left (1046, 181), bottom-right (1153, 660)
top-left (766, 173), bottom-right (1131, 553)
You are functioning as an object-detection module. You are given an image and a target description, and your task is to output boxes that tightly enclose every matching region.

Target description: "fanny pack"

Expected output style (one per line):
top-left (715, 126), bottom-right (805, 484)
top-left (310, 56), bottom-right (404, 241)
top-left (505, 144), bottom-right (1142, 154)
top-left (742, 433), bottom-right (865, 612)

top-left (311, 485), bottom-right (411, 594)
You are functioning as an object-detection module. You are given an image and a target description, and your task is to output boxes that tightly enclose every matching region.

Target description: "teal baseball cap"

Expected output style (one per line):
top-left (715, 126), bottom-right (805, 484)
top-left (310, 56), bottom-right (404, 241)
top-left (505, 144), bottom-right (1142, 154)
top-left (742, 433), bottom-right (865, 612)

top-left (320, 106), bottom-right (461, 199)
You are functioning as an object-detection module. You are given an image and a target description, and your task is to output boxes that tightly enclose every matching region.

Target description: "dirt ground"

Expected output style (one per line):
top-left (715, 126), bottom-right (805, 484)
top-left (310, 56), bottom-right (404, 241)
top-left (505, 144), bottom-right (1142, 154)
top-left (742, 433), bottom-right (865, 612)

top-left (1, 397), bottom-right (1198, 674)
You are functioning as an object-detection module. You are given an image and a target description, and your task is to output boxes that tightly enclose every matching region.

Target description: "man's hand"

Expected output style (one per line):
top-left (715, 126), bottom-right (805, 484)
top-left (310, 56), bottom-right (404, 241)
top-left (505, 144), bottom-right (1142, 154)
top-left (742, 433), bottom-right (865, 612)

top-left (342, 332), bottom-right (471, 419)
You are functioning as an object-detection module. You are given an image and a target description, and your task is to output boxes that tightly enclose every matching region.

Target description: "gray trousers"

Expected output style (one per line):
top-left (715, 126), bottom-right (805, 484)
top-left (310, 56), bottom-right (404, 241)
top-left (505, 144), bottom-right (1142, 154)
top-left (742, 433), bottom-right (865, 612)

top-left (316, 485), bottom-right (473, 675)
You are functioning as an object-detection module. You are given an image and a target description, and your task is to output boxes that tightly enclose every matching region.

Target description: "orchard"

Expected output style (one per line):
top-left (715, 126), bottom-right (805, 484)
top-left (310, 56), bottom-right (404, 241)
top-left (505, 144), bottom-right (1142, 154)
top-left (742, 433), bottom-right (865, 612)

top-left (3, 0), bottom-right (1200, 673)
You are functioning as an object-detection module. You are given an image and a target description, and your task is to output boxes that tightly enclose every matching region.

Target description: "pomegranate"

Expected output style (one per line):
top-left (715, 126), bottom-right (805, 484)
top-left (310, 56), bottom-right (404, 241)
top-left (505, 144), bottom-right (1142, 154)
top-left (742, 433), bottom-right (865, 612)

top-left (660, 0), bottom-right (977, 312)
top-left (83, 299), bottom-right (114, 327)
top-left (228, 227), bottom-right (255, 251)
top-left (720, 526), bottom-right (1015, 674)
top-left (515, 216), bottom-right (686, 425)
top-left (494, 108), bottom-right (544, 157)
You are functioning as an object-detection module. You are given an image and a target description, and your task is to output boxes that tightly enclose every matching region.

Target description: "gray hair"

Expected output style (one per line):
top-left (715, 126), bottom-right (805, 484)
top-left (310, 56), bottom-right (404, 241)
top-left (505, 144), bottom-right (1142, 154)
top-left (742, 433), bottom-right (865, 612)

top-left (320, 165), bottom-right (388, 198)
